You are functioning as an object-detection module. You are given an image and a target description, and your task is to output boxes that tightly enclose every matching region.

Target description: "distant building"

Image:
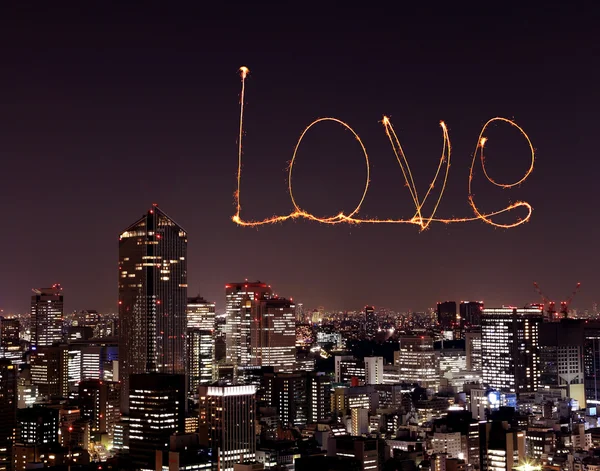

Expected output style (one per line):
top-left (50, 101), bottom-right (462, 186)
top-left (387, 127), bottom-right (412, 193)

top-left (199, 384), bottom-right (256, 471)
top-left (225, 282), bottom-right (272, 371)
top-left (31, 285), bottom-right (63, 348)
top-left (30, 344), bottom-right (69, 398)
top-left (364, 356), bottom-right (384, 385)
top-left (365, 306), bottom-right (377, 339)
top-left (78, 379), bottom-right (120, 446)
top-left (465, 331), bottom-right (482, 371)
top-left (395, 335), bottom-right (439, 391)
top-left (437, 302), bottom-right (457, 331)
top-left (460, 301), bottom-right (483, 327)
top-left (335, 356), bottom-right (365, 384)
top-left (251, 297), bottom-right (296, 372)
top-left (482, 307), bottom-right (543, 393)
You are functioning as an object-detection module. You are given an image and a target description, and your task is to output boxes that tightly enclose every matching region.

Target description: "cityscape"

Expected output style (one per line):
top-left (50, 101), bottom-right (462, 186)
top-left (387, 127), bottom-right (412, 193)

top-left (0, 4), bottom-right (595, 471)
top-left (1, 203), bottom-right (600, 471)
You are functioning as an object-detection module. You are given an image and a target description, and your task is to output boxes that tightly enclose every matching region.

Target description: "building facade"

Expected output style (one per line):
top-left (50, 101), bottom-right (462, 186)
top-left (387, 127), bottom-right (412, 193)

top-left (118, 205), bottom-right (188, 413)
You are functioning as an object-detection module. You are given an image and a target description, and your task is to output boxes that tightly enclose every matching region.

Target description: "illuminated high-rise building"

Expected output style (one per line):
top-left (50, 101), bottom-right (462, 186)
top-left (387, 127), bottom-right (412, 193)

top-left (0, 359), bottom-right (17, 471)
top-left (481, 307), bottom-right (543, 393)
top-left (225, 281), bottom-right (272, 369)
top-left (365, 306), bottom-right (377, 339)
top-left (30, 345), bottom-right (69, 398)
top-left (187, 296), bottom-right (216, 398)
top-left (199, 384), bottom-right (256, 471)
top-left (0, 317), bottom-right (21, 365)
top-left (187, 329), bottom-right (214, 398)
top-left (118, 205), bottom-right (187, 413)
top-left (30, 285), bottom-right (63, 348)
top-left (250, 297), bottom-right (296, 371)
top-left (79, 379), bottom-right (120, 446)
top-left (394, 335), bottom-right (439, 391)
top-left (465, 330), bottom-right (482, 371)
top-left (187, 296), bottom-right (215, 330)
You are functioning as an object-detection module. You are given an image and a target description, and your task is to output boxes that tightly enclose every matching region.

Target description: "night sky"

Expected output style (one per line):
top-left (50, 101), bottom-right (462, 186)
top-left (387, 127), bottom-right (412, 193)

top-left (0, 4), bottom-right (596, 314)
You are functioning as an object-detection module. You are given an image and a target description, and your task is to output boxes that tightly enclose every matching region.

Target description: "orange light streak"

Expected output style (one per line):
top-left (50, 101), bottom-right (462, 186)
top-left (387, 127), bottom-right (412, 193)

top-left (233, 67), bottom-right (535, 230)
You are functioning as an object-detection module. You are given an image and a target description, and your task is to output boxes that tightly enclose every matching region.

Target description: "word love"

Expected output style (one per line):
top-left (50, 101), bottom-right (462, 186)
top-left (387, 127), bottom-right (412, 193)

top-left (232, 66), bottom-right (535, 230)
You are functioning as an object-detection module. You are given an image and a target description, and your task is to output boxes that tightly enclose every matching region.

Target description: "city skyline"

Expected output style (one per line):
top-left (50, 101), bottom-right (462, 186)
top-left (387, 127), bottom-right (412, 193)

top-left (0, 5), bottom-right (595, 314)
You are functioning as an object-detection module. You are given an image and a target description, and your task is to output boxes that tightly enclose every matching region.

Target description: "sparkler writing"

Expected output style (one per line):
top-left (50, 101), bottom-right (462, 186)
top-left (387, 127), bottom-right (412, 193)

top-left (233, 66), bottom-right (535, 230)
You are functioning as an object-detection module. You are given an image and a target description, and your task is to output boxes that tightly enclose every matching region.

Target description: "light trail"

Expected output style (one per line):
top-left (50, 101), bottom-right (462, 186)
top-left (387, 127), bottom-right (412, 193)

top-left (233, 66), bottom-right (535, 230)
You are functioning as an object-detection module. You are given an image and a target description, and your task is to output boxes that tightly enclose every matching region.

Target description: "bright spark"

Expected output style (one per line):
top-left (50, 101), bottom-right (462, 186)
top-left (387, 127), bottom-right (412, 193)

top-left (233, 67), bottom-right (535, 230)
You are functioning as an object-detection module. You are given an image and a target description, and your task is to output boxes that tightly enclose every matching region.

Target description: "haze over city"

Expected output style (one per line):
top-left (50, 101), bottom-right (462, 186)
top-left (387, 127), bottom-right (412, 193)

top-left (0, 5), bottom-right (595, 313)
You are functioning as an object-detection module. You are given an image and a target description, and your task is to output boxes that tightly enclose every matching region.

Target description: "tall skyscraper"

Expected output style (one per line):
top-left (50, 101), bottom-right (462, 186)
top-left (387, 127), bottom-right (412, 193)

top-left (199, 384), bottom-right (256, 471)
top-left (437, 301), bottom-right (457, 331)
top-left (118, 205), bottom-right (188, 413)
top-left (187, 296), bottom-right (216, 398)
top-left (481, 307), bottom-right (543, 393)
top-left (30, 285), bottom-right (63, 348)
top-left (0, 359), bottom-right (17, 471)
top-left (225, 281), bottom-right (272, 369)
top-left (364, 306), bottom-right (377, 338)
top-left (251, 297), bottom-right (296, 371)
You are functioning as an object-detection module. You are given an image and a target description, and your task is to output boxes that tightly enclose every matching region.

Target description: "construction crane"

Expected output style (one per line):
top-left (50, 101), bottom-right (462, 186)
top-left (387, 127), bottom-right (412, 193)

top-left (560, 282), bottom-right (582, 317)
top-left (533, 282), bottom-right (582, 320)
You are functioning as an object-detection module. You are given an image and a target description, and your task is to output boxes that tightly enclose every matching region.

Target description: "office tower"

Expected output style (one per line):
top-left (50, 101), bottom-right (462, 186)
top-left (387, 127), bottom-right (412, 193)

top-left (539, 318), bottom-right (588, 401)
top-left (128, 373), bottom-right (186, 470)
top-left (460, 301), bottom-right (483, 327)
top-left (199, 384), bottom-right (256, 471)
top-left (225, 281), bottom-right (272, 369)
top-left (251, 297), bottom-right (296, 371)
top-left (187, 329), bottom-right (214, 398)
top-left (364, 356), bottom-right (384, 385)
top-left (331, 385), bottom-right (379, 415)
top-left (307, 372), bottom-right (332, 423)
top-left (465, 330), bottom-right (482, 371)
top-left (74, 310), bottom-right (100, 328)
top-left (335, 356), bottom-right (365, 384)
top-left (118, 205), bottom-right (188, 413)
top-left (263, 372), bottom-right (307, 426)
top-left (30, 344), bottom-right (69, 398)
top-left (0, 360), bottom-right (17, 471)
top-left (437, 301), bottom-right (457, 331)
top-left (16, 406), bottom-right (59, 445)
top-left (0, 317), bottom-right (21, 364)
top-left (186, 296), bottom-right (215, 397)
top-left (79, 379), bottom-right (120, 446)
top-left (187, 296), bottom-right (215, 330)
top-left (481, 307), bottom-right (543, 393)
top-left (364, 306), bottom-right (377, 339)
top-left (394, 335), bottom-right (439, 391)
top-left (30, 285), bottom-right (63, 348)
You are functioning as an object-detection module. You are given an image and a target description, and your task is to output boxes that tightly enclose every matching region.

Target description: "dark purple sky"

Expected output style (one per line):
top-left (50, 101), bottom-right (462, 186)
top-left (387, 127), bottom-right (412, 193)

top-left (0, 4), bottom-right (596, 314)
